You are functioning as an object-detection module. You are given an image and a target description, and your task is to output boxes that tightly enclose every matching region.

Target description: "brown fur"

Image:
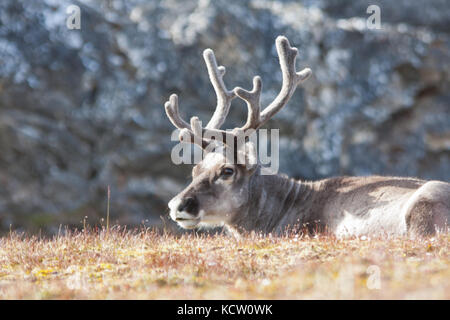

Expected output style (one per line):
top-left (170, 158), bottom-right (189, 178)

top-left (168, 153), bottom-right (450, 237)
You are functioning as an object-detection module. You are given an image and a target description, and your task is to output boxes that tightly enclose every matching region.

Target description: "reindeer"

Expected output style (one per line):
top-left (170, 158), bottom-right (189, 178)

top-left (164, 36), bottom-right (450, 237)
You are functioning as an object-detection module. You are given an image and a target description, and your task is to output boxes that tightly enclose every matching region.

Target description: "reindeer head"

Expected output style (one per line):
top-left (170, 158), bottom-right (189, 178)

top-left (164, 36), bottom-right (311, 229)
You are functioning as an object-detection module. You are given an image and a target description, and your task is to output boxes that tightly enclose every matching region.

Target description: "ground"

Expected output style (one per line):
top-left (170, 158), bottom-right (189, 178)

top-left (0, 227), bottom-right (449, 299)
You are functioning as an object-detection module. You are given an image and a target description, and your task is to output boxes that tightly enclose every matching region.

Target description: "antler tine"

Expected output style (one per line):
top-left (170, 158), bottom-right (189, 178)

top-left (164, 94), bottom-right (190, 130)
top-left (164, 94), bottom-right (210, 149)
top-left (257, 36), bottom-right (311, 128)
top-left (234, 76), bottom-right (262, 131)
top-left (190, 116), bottom-right (203, 137)
top-left (191, 117), bottom-right (225, 151)
top-left (178, 128), bottom-right (210, 149)
top-left (203, 49), bottom-right (237, 129)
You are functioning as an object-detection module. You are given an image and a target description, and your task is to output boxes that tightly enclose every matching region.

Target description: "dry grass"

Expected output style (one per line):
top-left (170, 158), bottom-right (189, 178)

top-left (0, 227), bottom-right (449, 299)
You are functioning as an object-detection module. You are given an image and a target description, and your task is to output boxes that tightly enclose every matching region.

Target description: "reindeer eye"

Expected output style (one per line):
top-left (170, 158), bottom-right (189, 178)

top-left (220, 167), bottom-right (234, 178)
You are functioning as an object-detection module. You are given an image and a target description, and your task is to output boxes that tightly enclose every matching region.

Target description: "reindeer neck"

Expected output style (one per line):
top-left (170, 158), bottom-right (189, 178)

top-left (231, 170), bottom-right (319, 234)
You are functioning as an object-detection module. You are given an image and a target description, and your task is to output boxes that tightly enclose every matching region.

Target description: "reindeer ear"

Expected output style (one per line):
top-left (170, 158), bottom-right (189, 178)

top-left (237, 141), bottom-right (258, 171)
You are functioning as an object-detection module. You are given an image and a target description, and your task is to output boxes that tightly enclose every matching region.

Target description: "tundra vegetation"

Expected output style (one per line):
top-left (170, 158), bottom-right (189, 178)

top-left (0, 227), bottom-right (449, 299)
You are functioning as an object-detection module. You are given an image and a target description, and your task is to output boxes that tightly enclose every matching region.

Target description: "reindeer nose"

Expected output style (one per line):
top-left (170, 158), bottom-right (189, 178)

top-left (177, 197), bottom-right (198, 215)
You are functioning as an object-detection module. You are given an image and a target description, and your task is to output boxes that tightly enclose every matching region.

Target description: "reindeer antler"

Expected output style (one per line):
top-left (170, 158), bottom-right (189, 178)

top-left (164, 94), bottom-right (209, 148)
top-left (234, 76), bottom-right (262, 131)
top-left (203, 49), bottom-right (237, 129)
top-left (164, 36), bottom-right (312, 150)
top-left (164, 47), bottom-right (238, 149)
top-left (234, 36), bottom-right (312, 130)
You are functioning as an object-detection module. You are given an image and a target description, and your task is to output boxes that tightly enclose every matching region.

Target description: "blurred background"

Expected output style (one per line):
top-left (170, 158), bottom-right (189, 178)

top-left (0, 0), bottom-right (448, 234)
